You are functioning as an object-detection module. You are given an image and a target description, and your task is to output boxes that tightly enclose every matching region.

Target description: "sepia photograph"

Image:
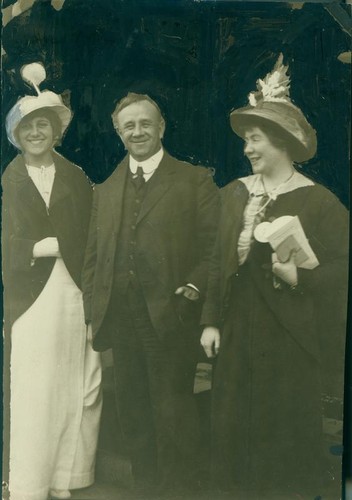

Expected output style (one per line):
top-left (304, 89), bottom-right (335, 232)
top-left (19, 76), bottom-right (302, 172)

top-left (1, 1), bottom-right (351, 499)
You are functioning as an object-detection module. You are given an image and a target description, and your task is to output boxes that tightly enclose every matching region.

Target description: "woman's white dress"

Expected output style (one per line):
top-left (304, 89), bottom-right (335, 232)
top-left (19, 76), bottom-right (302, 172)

top-left (9, 165), bottom-right (102, 500)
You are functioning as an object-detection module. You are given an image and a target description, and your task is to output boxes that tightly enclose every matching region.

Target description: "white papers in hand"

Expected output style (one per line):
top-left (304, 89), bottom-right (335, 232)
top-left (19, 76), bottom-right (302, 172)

top-left (254, 215), bottom-right (319, 269)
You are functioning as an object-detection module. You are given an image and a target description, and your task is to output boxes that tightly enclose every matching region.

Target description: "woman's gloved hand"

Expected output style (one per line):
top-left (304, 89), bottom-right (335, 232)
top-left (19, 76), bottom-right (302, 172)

top-left (272, 251), bottom-right (298, 287)
top-left (33, 237), bottom-right (61, 258)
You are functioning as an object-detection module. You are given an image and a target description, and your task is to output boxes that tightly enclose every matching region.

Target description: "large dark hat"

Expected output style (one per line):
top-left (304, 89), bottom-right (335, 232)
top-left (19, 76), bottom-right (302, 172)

top-left (230, 55), bottom-right (317, 162)
top-left (6, 63), bottom-right (72, 149)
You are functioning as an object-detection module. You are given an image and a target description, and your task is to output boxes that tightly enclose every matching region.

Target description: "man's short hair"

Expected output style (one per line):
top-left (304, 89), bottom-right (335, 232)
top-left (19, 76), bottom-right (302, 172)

top-left (111, 93), bottom-right (163, 130)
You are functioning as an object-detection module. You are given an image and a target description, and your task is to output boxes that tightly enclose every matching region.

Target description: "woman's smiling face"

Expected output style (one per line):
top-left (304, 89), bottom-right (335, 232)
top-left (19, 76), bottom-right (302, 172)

top-left (243, 126), bottom-right (288, 176)
top-left (17, 114), bottom-right (55, 159)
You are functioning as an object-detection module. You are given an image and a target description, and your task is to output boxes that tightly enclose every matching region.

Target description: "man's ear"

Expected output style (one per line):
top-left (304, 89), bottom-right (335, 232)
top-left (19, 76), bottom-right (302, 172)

top-left (115, 128), bottom-right (127, 150)
top-left (159, 118), bottom-right (166, 139)
top-left (115, 127), bottom-right (124, 142)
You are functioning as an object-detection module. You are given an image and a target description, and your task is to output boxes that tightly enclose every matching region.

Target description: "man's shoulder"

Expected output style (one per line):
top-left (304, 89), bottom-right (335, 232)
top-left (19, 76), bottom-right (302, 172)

top-left (164, 152), bottom-right (214, 180)
top-left (220, 177), bottom-right (249, 197)
top-left (95, 156), bottom-right (128, 190)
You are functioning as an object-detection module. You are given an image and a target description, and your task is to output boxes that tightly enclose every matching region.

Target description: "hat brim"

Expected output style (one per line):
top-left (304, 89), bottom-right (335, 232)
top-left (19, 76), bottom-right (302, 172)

top-left (230, 104), bottom-right (316, 163)
top-left (6, 92), bottom-right (72, 149)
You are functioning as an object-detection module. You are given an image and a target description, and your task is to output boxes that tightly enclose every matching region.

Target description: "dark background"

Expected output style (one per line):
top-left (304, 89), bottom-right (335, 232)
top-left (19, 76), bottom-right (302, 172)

top-left (1, 0), bottom-right (351, 491)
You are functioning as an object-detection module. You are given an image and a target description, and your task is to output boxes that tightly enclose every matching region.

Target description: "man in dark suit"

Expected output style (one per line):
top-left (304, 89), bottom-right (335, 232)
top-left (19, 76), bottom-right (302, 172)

top-left (82, 93), bottom-right (219, 496)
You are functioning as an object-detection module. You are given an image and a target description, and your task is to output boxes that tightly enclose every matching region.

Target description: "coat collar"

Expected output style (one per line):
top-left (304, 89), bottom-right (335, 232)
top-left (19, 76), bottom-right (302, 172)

top-left (5, 151), bottom-right (70, 181)
top-left (136, 151), bottom-right (176, 224)
top-left (5, 151), bottom-right (72, 212)
top-left (107, 150), bottom-right (177, 230)
top-left (221, 180), bottom-right (250, 277)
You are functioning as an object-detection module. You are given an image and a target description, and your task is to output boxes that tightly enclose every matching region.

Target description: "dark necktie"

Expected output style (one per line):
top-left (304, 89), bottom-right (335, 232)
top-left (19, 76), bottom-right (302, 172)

top-left (132, 166), bottom-right (145, 190)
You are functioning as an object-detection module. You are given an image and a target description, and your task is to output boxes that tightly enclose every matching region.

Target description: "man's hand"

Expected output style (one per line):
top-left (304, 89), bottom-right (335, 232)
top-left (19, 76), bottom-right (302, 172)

top-left (33, 237), bottom-right (61, 258)
top-left (201, 326), bottom-right (220, 358)
top-left (272, 251), bottom-right (298, 286)
top-left (175, 285), bottom-right (200, 301)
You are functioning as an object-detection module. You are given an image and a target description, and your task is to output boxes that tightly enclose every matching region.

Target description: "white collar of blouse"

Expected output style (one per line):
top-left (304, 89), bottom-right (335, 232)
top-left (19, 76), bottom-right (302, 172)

top-left (239, 171), bottom-right (314, 200)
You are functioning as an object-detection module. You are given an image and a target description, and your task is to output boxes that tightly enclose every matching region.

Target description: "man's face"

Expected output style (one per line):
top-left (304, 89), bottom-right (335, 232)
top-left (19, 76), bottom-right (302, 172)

top-left (116, 100), bottom-right (165, 162)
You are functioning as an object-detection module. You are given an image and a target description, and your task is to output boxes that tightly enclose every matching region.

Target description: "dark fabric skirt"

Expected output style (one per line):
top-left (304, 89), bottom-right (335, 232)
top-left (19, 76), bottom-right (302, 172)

top-left (211, 265), bottom-right (325, 497)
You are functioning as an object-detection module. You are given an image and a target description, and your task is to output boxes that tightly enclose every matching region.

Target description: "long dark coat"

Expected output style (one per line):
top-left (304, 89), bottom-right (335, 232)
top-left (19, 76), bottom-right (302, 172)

top-left (201, 175), bottom-right (349, 496)
top-left (82, 151), bottom-right (219, 351)
top-left (2, 152), bottom-right (92, 327)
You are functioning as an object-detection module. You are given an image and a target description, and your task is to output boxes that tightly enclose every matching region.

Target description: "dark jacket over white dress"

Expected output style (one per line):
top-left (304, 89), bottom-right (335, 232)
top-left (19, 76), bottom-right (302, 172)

top-left (2, 152), bottom-right (102, 500)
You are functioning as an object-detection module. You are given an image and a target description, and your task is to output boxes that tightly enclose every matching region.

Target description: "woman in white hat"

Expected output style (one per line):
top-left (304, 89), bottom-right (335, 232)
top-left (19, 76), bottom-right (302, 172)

top-left (200, 56), bottom-right (348, 497)
top-left (2, 63), bottom-right (102, 500)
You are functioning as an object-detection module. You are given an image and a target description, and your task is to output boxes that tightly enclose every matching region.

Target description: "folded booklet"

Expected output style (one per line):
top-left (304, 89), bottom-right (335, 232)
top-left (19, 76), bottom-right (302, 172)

top-left (254, 215), bottom-right (320, 269)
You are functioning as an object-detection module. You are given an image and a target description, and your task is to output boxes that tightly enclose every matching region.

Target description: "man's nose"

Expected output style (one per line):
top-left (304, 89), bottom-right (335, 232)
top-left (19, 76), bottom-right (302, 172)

top-left (132, 123), bottom-right (143, 136)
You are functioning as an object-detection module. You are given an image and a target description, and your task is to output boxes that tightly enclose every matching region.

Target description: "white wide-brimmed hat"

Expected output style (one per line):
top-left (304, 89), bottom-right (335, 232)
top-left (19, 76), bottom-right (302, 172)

top-left (6, 63), bottom-right (72, 149)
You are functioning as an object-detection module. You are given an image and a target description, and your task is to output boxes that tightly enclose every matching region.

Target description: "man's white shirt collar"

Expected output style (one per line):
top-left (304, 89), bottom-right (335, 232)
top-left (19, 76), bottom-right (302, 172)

top-left (129, 148), bottom-right (164, 178)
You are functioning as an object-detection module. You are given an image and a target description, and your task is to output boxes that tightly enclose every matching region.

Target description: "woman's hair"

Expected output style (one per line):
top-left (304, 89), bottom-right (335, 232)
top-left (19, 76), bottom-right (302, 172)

top-left (239, 117), bottom-right (298, 161)
top-left (14, 108), bottom-right (62, 149)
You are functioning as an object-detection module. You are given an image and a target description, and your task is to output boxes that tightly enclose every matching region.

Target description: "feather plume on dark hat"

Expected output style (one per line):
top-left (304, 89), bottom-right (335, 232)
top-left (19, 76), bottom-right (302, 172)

top-left (230, 54), bottom-right (317, 163)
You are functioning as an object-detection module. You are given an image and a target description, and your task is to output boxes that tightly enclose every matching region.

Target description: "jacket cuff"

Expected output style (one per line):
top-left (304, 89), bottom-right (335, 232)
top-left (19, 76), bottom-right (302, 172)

top-left (11, 238), bottom-right (37, 271)
top-left (200, 309), bottom-right (220, 329)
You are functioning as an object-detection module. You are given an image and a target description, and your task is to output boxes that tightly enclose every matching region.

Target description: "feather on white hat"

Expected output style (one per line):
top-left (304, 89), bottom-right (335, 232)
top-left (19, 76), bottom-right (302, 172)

top-left (6, 62), bottom-right (72, 149)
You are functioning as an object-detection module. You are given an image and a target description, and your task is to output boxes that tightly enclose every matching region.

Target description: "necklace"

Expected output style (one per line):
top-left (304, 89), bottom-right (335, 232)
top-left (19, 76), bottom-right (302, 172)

top-left (261, 169), bottom-right (295, 195)
top-left (252, 170), bottom-right (295, 216)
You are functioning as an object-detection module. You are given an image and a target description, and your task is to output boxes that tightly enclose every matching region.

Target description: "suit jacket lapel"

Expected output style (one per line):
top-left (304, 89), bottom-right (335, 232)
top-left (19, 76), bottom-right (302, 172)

top-left (222, 181), bottom-right (249, 277)
top-left (136, 153), bottom-right (175, 225)
top-left (107, 156), bottom-right (129, 234)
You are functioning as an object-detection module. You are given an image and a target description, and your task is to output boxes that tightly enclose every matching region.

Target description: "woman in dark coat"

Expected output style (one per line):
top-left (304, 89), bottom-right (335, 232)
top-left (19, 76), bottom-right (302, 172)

top-left (200, 56), bottom-right (349, 498)
top-left (2, 63), bottom-right (102, 500)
